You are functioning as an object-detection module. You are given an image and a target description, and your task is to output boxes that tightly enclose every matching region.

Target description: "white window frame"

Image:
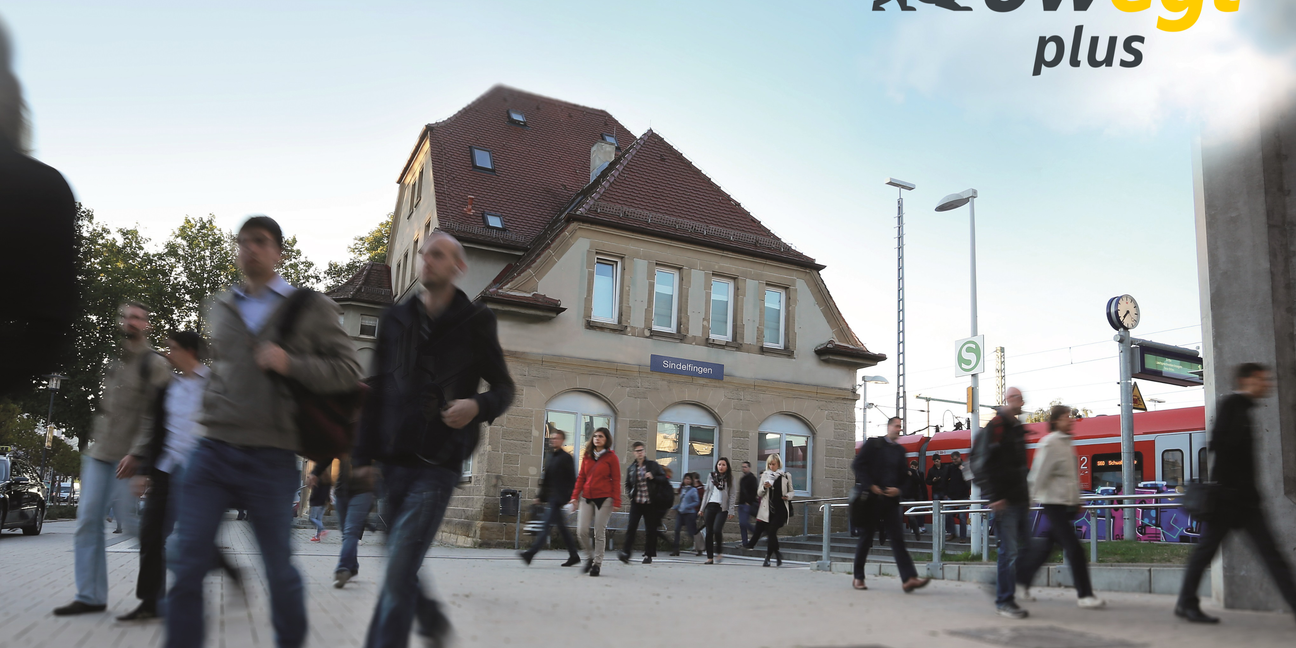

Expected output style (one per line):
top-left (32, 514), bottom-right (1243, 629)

top-left (591, 257), bottom-right (620, 323)
top-left (462, 456), bottom-right (473, 479)
top-left (709, 277), bottom-right (735, 341)
top-left (763, 286), bottom-right (786, 349)
top-left (359, 315), bottom-right (379, 339)
top-left (758, 413), bottom-right (814, 496)
top-left (545, 395), bottom-right (615, 471)
top-left (655, 403), bottom-right (720, 486)
top-left (652, 268), bottom-right (680, 333)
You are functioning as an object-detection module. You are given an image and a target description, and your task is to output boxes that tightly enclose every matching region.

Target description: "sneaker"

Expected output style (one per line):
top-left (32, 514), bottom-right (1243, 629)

top-left (996, 602), bottom-right (1029, 619)
top-left (113, 528), bottom-right (123, 534)
top-left (1078, 596), bottom-right (1106, 609)
top-left (53, 601), bottom-right (107, 616)
top-left (333, 570), bottom-right (352, 589)
top-left (358, 539), bottom-right (366, 546)
top-left (318, 530), bottom-right (328, 541)
top-left (309, 535), bottom-right (320, 542)
top-left (1016, 584), bottom-right (1036, 602)
top-left (561, 556), bottom-right (582, 567)
top-left (116, 603), bottom-right (158, 621)
top-left (642, 556), bottom-right (652, 564)
top-left (1174, 604), bottom-right (1219, 624)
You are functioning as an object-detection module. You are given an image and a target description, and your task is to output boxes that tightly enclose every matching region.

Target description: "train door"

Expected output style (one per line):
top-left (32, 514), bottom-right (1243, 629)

top-left (1155, 434), bottom-right (1190, 490)
top-left (1189, 431), bottom-right (1210, 482)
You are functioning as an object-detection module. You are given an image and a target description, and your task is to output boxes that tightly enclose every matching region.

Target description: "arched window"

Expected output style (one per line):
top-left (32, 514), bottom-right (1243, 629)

top-left (655, 403), bottom-right (718, 483)
top-left (545, 391), bottom-right (615, 469)
top-left (758, 413), bottom-right (813, 496)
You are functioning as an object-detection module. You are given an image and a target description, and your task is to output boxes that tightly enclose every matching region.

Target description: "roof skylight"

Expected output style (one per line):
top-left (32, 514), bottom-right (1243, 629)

top-left (508, 110), bottom-right (527, 126)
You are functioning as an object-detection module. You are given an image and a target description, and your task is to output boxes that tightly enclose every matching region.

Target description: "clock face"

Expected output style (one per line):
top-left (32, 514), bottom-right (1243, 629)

top-left (1116, 294), bottom-right (1140, 330)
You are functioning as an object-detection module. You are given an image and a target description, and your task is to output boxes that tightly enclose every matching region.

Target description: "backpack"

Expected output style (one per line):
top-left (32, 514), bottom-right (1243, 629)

top-left (277, 289), bottom-right (368, 464)
top-left (649, 468), bottom-right (675, 509)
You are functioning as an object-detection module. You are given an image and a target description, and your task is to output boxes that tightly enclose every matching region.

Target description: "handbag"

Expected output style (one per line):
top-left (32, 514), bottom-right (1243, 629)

top-left (276, 289), bottom-right (369, 464)
top-left (1182, 481), bottom-right (1222, 518)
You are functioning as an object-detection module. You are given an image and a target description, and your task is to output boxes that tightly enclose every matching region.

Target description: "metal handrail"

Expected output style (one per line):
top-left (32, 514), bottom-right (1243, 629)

top-left (811, 494), bottom-right (1196, 571)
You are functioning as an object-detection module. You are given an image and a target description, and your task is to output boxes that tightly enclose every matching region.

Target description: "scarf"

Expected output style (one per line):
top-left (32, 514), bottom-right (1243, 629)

top-left (711, 470), bottom-right (729, 491)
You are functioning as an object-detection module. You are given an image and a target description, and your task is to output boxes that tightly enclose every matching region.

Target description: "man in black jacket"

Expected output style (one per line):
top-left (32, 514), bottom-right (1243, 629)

top-left (618, 441), bottom-right (669, 565)
top-left (850, 417), bottom-right (929, 593)
top-left (901, 460), bottom-right (924, 541)
top-left (520, 429), bottom-right (581, 567)
top-left (1175, 363), bottom-right (1296, 624)
top-left (353, 232), bottom-right (514, 648)
top-left (738, 461), bottom-right (759, 547)
top-left (943, 451), bottom-right (971, 541)
top-left (973, 386), bottom-right (1031, 619)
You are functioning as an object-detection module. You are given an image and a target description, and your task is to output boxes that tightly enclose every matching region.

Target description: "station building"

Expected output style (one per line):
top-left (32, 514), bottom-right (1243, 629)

top-left (331, 86), bottom-right (885, 545)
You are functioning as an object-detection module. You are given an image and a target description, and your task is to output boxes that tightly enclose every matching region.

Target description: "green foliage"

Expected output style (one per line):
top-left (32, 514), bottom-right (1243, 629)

top-left (161, 215), bottom-right (238, 331)
top-left (47, 504), bottom-right (78, 520)
top-left (323, 216), bottom-right (391, 291)
top-left (1024, 399), bottom-right (1094, 424)
top-left (943, 540), bottom-right (1191, 564)
top-left (278, 235), bottom-right (322, 289)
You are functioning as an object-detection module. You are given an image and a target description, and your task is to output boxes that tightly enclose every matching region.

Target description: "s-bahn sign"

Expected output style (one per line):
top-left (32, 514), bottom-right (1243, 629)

top-left (954, 335), bottom-right (986, 377)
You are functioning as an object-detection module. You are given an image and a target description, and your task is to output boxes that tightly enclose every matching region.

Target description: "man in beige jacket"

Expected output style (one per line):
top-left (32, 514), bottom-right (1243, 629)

top-left (54, 302), bottom-right (172, 616)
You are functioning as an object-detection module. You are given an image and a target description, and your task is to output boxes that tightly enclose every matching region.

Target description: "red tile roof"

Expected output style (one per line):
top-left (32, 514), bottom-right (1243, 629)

top-left (414, 85), bottom-right (637, 250)
top-left (325, 262), bottom-right (393, 305)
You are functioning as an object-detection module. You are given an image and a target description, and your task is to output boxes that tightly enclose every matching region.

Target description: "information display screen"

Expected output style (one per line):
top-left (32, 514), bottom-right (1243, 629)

top-left (1132, 344), bottom-right (1203, 387)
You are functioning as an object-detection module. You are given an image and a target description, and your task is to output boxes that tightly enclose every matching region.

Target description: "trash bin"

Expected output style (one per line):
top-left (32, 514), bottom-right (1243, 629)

top-left (499, 489), bottom-right (520, 518)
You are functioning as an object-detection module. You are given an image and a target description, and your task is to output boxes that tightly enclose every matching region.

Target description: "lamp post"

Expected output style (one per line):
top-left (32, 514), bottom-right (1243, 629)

top-left (41, 374), bottom-right (65, 491)
top-left (858, 375), bottom-right (890, 438)
top-left (935, 188), bottom-right (982, 554)
top-left (886, 178), bottom-right (915, 434)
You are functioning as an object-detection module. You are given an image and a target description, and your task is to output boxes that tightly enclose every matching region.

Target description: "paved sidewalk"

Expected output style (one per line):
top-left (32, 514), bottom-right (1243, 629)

top-left (1, 519), bottom-right (1292, 648)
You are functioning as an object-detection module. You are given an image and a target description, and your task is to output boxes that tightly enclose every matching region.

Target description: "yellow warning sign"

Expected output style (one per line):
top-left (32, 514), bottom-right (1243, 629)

top-left (1131, 382), bottom-right (1147, 412)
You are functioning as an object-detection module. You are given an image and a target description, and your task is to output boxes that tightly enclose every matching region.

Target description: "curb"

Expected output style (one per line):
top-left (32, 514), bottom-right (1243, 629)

top-left (813, 560), bottom-right (1211, 597)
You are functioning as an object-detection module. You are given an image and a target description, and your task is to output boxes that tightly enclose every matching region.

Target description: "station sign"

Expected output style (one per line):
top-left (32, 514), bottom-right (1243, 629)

top-left (1130, 339), bottom-right (1203, 387)
top-left (954, 335), bottom-right (986, 377)
top-left (650, 354), bottom-right (724, 381)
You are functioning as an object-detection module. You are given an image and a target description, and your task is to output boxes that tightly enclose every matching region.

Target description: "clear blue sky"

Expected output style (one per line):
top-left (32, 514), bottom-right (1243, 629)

top-left (6, 1), bottom-right (1290, 434)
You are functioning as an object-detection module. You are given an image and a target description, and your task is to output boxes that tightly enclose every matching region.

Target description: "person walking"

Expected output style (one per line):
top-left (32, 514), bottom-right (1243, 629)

top-left (312, 455), bottom-right (376, 588)
top-left (943, 451), bottom-right (971, 541)
top-left (695, 457), bottom-right (738, 564)
top-left (307, 469), bottom-right (330, 542)
top-left (164, 216), bottom-right (362, 648)
top-left (352, 231), bottom-right (514, 648)
top-left (571, 427), bottom-right (621, 577)
top-left (745, 454), bottom-right (793, 567)
top-left (851, 416), bottom-right (930, 593)
top-left (737, 461), bottom-right (759, 547)
top-left (619, 441), bottom-right (669, 565)
top-left (669, 473), bottom-right (701, 556)
top-left (1175, 363), bottom-right (1296, 624)
top-left (118, 331), bottom-right (242, 622)
top-left (53, 302), bottom-right (171, 617)
top-left (520, 429), bottom-right (582, 567)
top-left (901, 460), bottom-right (924, 542)
top-left (972, 386), bottom-right (1032, 620)
top-left (1016, 405), bottom-right (1105, 610)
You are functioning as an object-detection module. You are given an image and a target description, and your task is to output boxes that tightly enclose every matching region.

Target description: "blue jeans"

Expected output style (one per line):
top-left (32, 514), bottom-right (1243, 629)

top-left (165, 439), bottom-right (304, 648)
top-left (526, 497), bottom-right (580, 558)
top-left (335, 490), bottom-right (375, 575)
top-left (363, 464), bottom-right (458, 648)
top-left (994, 503), bottom-right (1032, 606)
top-left (738, 503), bottom-right (756, 546)
top-left (674, 511), bottom-right (698, 551)
top-left (74, 455), bottom-right (140, 605)
top-left (309, 505), bottom-right (325, 535)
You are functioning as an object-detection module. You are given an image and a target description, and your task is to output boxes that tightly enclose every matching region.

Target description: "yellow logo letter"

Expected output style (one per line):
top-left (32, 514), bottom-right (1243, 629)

top-left (1159, 0), bottom-right (1204, 31)
top-left (1112, 0), bottom-right (1151, 10)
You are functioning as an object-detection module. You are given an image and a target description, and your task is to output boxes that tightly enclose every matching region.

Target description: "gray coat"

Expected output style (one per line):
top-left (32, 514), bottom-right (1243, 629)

top-left (200, 286), bottom-right (361, 452)
top-left (85, 346), bottom-right (172, 464)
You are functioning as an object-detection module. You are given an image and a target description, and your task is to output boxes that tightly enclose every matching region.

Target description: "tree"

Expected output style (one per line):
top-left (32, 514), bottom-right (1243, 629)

top-left (1024, 399), bottom-right (1094, 424)
top-left (161, 215), bottom-right (238, 332)
top-left (278, 235), bottom-right (322, 289)
top-left (323, 216), bottom-right (390, 290)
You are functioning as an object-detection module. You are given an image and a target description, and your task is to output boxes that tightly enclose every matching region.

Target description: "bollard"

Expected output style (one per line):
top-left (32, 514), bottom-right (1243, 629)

top-left (816, 504), bottom-right (833, 571)
top-left (1089, 508), bottom-right (1098, 564)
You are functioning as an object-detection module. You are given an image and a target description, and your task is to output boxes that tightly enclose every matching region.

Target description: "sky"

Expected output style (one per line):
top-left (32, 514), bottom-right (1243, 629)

top-left (5, 1), bottom-right (1293, 436)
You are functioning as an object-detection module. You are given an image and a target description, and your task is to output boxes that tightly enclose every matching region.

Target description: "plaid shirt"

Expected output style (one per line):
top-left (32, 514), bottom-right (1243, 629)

top-left (634, 462), bottom-right (651, 504)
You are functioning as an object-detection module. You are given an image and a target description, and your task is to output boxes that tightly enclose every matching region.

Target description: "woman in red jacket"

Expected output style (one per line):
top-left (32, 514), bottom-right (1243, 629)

top-left (571, 427), bottom-right (621, 576)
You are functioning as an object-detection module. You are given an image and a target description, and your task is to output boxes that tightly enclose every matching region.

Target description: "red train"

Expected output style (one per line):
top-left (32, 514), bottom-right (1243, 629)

top-left (865, 407), bottom-right (1207, 492)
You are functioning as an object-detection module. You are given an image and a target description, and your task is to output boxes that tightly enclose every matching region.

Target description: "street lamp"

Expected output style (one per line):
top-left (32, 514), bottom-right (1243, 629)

top-left (886, 178), bottom-right (915, 435)
top-left (40, 374), bottom-right (65, 491)
top-left (858, 375), bottom-right (890, 438)
top-left (935, 188), bottom-right (983, 555)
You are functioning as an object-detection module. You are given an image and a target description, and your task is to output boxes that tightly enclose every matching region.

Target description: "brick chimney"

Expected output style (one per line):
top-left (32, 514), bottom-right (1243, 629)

top-left (590, 141), bottom-right (616, 183)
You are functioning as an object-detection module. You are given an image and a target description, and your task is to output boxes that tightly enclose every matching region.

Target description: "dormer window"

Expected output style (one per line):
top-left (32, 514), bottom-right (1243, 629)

top-left (507, 110), bottom-right (527, 126)
top-left (484, 212), bottom-right (505, 229)
top-left (601, 133), bottom-right (617, 145)
top-left (470, 146), bottom-right (494, 172)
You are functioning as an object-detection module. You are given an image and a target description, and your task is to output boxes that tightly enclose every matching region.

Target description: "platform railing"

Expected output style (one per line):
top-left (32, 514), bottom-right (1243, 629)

top-left (812, 492), bottom-right (1187, 572)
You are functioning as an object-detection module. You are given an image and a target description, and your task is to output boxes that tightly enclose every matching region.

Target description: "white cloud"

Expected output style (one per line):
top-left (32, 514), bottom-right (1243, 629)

top-left (865, 2), bottom-right (1296, 134)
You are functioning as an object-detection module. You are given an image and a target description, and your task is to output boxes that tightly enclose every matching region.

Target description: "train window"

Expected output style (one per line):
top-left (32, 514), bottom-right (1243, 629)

top-left (1091, 452), bottom-right (1143, 491)
top-left (1161, 449), bottom-right (1184, 488)
top-left (1198, 448), bottom-right (1208, 481)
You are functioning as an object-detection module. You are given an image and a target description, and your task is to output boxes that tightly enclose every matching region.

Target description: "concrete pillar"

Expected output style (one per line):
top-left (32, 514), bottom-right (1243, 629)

top-left (1194, 97), bottom-right (1296, 612)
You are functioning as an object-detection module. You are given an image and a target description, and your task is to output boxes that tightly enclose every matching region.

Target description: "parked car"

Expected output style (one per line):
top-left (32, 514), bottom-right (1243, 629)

top-left (0, 447), bottom-right (47, 535)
